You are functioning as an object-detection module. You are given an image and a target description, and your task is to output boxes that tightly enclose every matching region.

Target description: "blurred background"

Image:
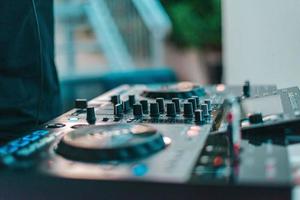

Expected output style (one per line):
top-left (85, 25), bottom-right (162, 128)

top-left (55, 0), bottom-right (300, 112)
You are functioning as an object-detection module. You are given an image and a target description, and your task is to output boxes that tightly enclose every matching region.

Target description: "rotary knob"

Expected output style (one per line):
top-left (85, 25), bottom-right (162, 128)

top-left (114, 103), bottom-right (123, 117)
top-left (166, 103), bottom-right (176, 118)
top-left (75, 99), bottom-right (87, 109)
top-left (140, 100), bottom-right (149, 114)
top-left (86, 107), bottom-right (96, 124)
top-left (188, 98), bottom-right (197, 112)
top-left (183, 103), bottom-right (193, 118)
top-left (129, 95), bottom-right (136, 107)
top-left (156, 98), bottom-right (165, 114)
top-left (122, 100), bottom-right (130, 113)
top-left (150, 103), bottom-right (160, 118)
top-left (195, 109), bottom-right (204, 124)
top-left (204, 99), bottom-right (212, 112)
top-left (192, 96), bottom-right (200, 108)
top-left (111, 95), bottom-right (121, 105)
top-left (172, 98), bottom-right (181, 114)
top-left (243, 81), bottom-right (251, 98)
top-left (200, 104), bottom-right (209, 118)
top-left (133, 104), bottom-right (143, 118)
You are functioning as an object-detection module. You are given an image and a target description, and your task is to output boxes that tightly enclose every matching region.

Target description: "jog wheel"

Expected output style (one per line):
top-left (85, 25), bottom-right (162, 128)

top-left (55, 124), bottom-right (168, 162)
top-left (142, 82), bottom-right (206, 99)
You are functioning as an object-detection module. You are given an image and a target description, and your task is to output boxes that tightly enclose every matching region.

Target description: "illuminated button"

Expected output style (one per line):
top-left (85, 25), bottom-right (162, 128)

top-left (132, 163), bottom-right (148, 177)
top-left (69, 117), bottom-right (79, 122)
top-left (32, 130), bottom-right (49, 136)
top-left (213, 156), bottom-right (224, 167)
top-left (23, 134), bottom-right (40, 142)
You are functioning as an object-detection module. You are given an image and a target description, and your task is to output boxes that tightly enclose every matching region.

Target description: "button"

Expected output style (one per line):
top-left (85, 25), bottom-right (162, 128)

top-left (183, 103), bottom-right (193, 118)
top-left (132, 163), bottom-right (148, 176)
top-left (156, 98), bottom-right (165, 114)
top-left (86, 107), bottom-right (96, 124)
top-left (75, 99), bottom-right (87, 109)
top-left (140, 100), bottom-right (149, 114)
top-left (133, 104), bottom-right (143, 118)
top-left (166, 103), bottom-right (176, 117)
top-left (213, 156), bottom-right (224, 167)
top-left (172, 98), bottom-right (181, 114)
top-left (45, 123), bottom-right (65, 129)
top-left (32, 130), bottom-right (49, 136)
top-left (23, 134), bottom-right (40, 142)
top-left (102, 117), bottom-right (109, 122)
top-left (129, 95), bottom-right (136, 107)
top-left (111, 95), bottom-right (120, 105)
top-left (188, 98), bottom-right (197, 112)
top-left (249, 113), bottom-right (263, 124)
top-left (150, 103), bottom-right (160, 118)
top-left (68, 117), bottom-right (79, 122)
top-left (71, 124), bottom-right (89, 129)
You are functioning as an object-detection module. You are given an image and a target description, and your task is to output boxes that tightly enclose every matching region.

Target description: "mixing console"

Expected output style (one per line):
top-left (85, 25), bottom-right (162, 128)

top-left (1, 81), bottom-right (300, 200)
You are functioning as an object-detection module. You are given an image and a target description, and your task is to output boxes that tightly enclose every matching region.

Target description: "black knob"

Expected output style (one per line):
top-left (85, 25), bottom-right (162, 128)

top-left (183, 103), bottom-right (193, 118)
top-left (243, 81), bottom-right (251, 98)
top-left (75, 99), bottom-right (87, 109)
top-left (133, 104), bottom-right (143, 118)
top-left (172, 98), bottom-right (181, 114)
top-left (204, 99), bottom-right (212, 112)
top-left (114, 103), bottom-right (123, 117)
top-left (86, 107), bottom-right (96, 124)
top-left (249, 113), bottom-right (263, 124)
top-left (195, 109), bottom-right (204, 124)
top-left (192, 96), bottom-right (200, 108)
top-left (156, 98), bottom-right (165, 114)
top-left (166, 103), bottom-right (176, 117)
top-left (129, 95), bottom-right (136, 107)
top-left (200, 104), bottom-right (209, 118)
top-left (140, 100), bottom-right (149, 114)
top-left (111, 95), bottom-right (121, 105)
top-left (122, 100), bottom-right (130, 113)
top-left (150, 103), bottom-right (160, 118)
top-left (188, 98), bottom-right (197, 112)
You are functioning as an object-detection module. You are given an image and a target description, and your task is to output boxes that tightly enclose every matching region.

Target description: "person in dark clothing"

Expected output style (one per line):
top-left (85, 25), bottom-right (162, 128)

top-left (0, 0), bottom-right (61, 144)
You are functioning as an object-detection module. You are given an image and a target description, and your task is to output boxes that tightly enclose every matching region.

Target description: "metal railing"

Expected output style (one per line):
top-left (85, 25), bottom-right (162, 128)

top-left (55, 0), bottom-right (171, 81)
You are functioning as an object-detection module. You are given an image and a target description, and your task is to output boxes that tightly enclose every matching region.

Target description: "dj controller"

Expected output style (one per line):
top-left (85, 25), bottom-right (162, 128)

top-left (2, 81), bottom-right (300, 199)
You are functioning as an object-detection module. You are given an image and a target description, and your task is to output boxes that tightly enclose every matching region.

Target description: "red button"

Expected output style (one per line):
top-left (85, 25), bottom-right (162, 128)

top-left (213, 156), bottom-right (224, 167)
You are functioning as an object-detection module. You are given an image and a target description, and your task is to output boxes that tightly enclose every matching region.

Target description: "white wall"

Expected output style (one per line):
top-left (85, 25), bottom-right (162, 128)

top-left (223, 0), bottom-right (300, 88)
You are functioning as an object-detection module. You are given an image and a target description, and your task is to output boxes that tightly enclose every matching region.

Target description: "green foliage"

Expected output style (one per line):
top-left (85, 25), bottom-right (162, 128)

top-left (161, 0), bottom-right (222, 50)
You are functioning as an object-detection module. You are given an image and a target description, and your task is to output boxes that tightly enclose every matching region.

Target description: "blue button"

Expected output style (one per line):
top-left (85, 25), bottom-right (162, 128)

top-left (132, 163), bottom-right (148, 177)
top-left (17, 140), bottom-right (30, 148)
top-left (9, 139), bottom-right (22, 147)
top-left (32, 130), bottom-right (49, 136)
top-left (23, 134), bottom-right (40, 142)
top-left (6, 146), bottom-right (18, 154)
